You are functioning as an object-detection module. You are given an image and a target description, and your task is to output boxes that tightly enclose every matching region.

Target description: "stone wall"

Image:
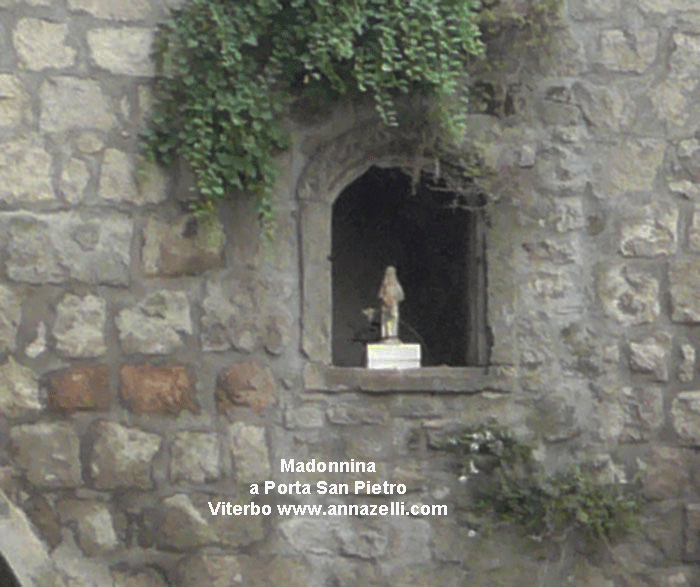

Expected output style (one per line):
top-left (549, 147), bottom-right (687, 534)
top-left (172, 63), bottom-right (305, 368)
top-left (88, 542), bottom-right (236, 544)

top-left (1, 0), bottom-right (700, 585)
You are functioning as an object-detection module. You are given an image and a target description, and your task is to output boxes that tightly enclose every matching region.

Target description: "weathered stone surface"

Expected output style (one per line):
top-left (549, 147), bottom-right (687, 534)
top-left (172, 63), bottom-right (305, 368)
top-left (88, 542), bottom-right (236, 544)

top-left (569, 0), bottom-right (620, 20)
top-left (229, 423), bottom-right (271, 483)
top-left (640, 447), bottom-right (695, 500)
top-left (201, 275), bottom-right (257, 352)
top-left (639, 0), bottom-right (696, 11)
top-left (284, 406), bottom-right (325, 429)
top-left (326, 405), bottom-right (388, 425)
top-left (14, 19), bottom-right (75, 70)
top-left (3, 212), bottom-right (132, 285)
top-left (388, 517), bottom-right (432, 564)
top-left (25, 321), bottom-right (47, 358)
top-left (60, 158), bottom-right (90, 203)
top-left (0, 75), bottom-right (29, 128)
top-left (670, 259), bottom-right (700, 323)
top-left (629, 333), bottom-right (671, 382)
top-left (24, 495), bottom-right (62, 549)
top-left (47, 365), bottom-right (110, 412)
top-left (263, 312), bottom-right (292, 355)
top-left (98, 149), bottom-right (143, 203)
top-left (53, 294), bottom-right (106, 357)
top-left (0, 137), bottom-right (53, 204)
top-left (595, 29), bottom-right (657, 73)
top-left (142, 216), bottom-right (225, 277)
top-left (111, 568), bottom-right (169, 587)
top-left (278, 518), bottom-right (340, 555)
top-left (572, 81), bottom-right (633, 133)
top-left (170, 431), bottom-right (220, 484)
top-left (151, 494), bottom-right (217, 550)
top-left (68, 0), bottom-right (150, 21)
top-left (175, 553), bottom-right (243, 587)
top-left (11, 422), bottom-right (81, 487)
top-left (689, 206), bottom-right (700, 252)
top-left (599, 386), bottom-right (664, 442)
top-left (243, 555), bottom-right (312, 587)
top-left (336, 523), bottom-right (388, 559)
top-left (88, 29), bottom-right (153, 76)
top-left (59, 500), bottom-right (119, 556)
top-left (619, 203), bottom-right (677, 257)
top-left (597, 140), bottom-right (665, 196)
top-left (216, 362), bottom-right (277, 412)
top-left (0, 357), bottom-right (41, 418)
top-left (672, 392), bottom-right (700, 446)
top-left (75, 132), bottom-right (103, 154)
top-left (116, 291), bottom-right (192, 354)
top-left (40, 77), bottom-right (114, 133)
top-left (680, 344), bottom-right (696, 383)
top-left (686, 504), bottom-right (700, 560)
top-left (89, 420), bottom-right (161, 489)
top-left (0, 285), bottom-right (21, 353)
top-left (120, 364), bottom-right (198, 415)
top-left (598, 265), bottom-right (659, 326)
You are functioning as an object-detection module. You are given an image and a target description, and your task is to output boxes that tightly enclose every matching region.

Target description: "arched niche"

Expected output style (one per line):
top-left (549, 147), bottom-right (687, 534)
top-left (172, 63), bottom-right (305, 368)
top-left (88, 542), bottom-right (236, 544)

top-left (297, 122), bottom-right (497, 391)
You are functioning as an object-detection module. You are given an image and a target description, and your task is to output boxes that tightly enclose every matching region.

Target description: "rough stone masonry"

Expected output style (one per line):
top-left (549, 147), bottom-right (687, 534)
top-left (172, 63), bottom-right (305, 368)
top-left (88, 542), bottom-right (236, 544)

top-left (1, 0), bottom-right (700, 585)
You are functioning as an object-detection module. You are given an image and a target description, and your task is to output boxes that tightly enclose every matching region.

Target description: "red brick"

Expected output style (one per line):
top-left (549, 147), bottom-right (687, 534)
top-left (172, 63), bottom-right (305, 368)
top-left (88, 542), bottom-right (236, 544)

top-left (120, 364), bottom-right (198, 415)
top-left (216, 362), bottom-right (277, 413)
top-left (48, 365), bottom-right (110, 412)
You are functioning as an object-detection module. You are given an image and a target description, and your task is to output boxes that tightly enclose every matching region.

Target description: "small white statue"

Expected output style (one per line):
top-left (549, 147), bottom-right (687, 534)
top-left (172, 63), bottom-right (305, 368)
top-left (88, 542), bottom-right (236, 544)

top-left (378, 266), bottom-right (404, 342)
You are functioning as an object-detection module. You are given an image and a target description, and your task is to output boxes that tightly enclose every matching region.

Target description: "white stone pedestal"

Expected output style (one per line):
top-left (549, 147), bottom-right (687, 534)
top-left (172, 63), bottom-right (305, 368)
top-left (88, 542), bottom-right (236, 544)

top-left (366, 342), bottom-right (421, 369)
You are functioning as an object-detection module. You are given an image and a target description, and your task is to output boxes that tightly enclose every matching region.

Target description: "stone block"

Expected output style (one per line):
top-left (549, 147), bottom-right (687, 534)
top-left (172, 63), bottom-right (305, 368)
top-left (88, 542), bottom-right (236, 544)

top-left (229, 423), bottom-right (271, 483)
top-left (59, 158), bottom-right (90, 203)
top-left (40, 77), bottom-right (115, 133)
top-left (680, 344), bottom-right (696, 383)
top-left (326, 405), bottom-right (388, 425)
top-left (89, 420), bottom-right (161, 489)
top-left (142, 216), bottom-right (225, 277)
top-left (595, 29), bottom-right (657, 73)
top-left (243, 555), bottom-right (312, 587)
top-left (68, 0), bottom-right (150, 21)
top-left (639, 0), bottom-right (696, 11)
top-left (0, 137), bottom-right (53, 204)
top-left (0, 285), bottom-right (21, 353)
top-left (3, 212), bottom-right (132, 285)
top-left (596, 139), bottom-right (665, 196)
top-left (59, 500), bottom-right (119, 556)
top-left (53, 294), bottom-right (106, 358)
top-left (0, 75), bottom-right (29, 128)
top-left (169, 431), bottom-right (220, 484)
top-left (284, 406), bottom-right (325, 429)
top-left (569, 0), bottom-right (621, 20)
top-left (111, 568), bottom-right (169, 587)
top-left (597, 264), bottom-right (659, 326)
top-left (599, 386), bottom-right (664, 442)
top-left (216, 362), bottom-right (277, 412)
top-left (116, 291), bottom-right (192, 354)
top-left (629, 333), bottom-right (671, 381)
top-left (48, 365), bottom-right (110, 412)
top-left (388, 517), bottom-right (432, 564)
top-left (670, 259), bottom-right (700, 322)
top-left (640, 447), bottom-right (694, 500)
top-left (151, 494), bottom-right (217, 550)
top-left (175, 554), bottom-right (243, 587)
top-left (573, 82), bottom-right (633, 133)
top-left (88, 28), bottom-right (153, 76)
top-left (0, 357), bottom-right (41, 418)
top-left (689, 206), bottom-right (700, 252)
top-left (23, 495), bottom-right (62, 549)
top-left (264, 312), bottom-right (291, 355)
top-left (98, 149), bottom-right (144, 204)
top-left (201, 275), bottom-right (257, 352)
top-left (686, 504), bottom-right (700, 560)
top-left (366, 343), bottom-right (421, 369)
top-left (14, 19), bottom-right (75, 70)
top-left (11, 422), bottom-right (81, 487)
top-left (619, 203), bottom-right (677, 257)
top-left (120, 364), bottom-right (198, 415)
top-left (672, 392), bottom-right (700, 446)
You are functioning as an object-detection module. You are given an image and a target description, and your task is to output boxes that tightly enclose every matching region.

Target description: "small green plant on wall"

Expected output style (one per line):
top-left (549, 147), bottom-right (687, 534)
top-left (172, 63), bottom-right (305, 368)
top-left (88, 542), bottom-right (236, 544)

top-left (142, 0), bottom-right (563, 237)
top-left (442, 425), bottom-right (645, 545)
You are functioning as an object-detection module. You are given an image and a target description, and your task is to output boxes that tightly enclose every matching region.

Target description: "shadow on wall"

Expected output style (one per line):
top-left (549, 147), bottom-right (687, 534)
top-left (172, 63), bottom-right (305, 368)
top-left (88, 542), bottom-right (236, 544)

top-left (0, 553), bottom-right (21, 587)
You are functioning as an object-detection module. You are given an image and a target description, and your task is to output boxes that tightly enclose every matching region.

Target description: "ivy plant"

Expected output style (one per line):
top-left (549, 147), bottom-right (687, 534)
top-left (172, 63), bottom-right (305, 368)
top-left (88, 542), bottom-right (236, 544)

top-left (443, 425), bottom-right (645, 544)
top-left (141, 0), bottom-right (485, 235)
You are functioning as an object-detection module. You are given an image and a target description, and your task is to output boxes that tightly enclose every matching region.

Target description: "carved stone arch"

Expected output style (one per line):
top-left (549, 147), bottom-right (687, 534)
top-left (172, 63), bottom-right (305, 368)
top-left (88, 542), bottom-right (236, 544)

top-left (297, 121), bottom-right (481, 364)
top-left (0, 490), bottom-right (65, 587)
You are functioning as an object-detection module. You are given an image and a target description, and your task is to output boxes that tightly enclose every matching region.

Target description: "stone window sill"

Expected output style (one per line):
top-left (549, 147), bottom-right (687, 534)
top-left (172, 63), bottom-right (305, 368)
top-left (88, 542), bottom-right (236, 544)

top-left (303, 364), bottom-right (514, 393)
